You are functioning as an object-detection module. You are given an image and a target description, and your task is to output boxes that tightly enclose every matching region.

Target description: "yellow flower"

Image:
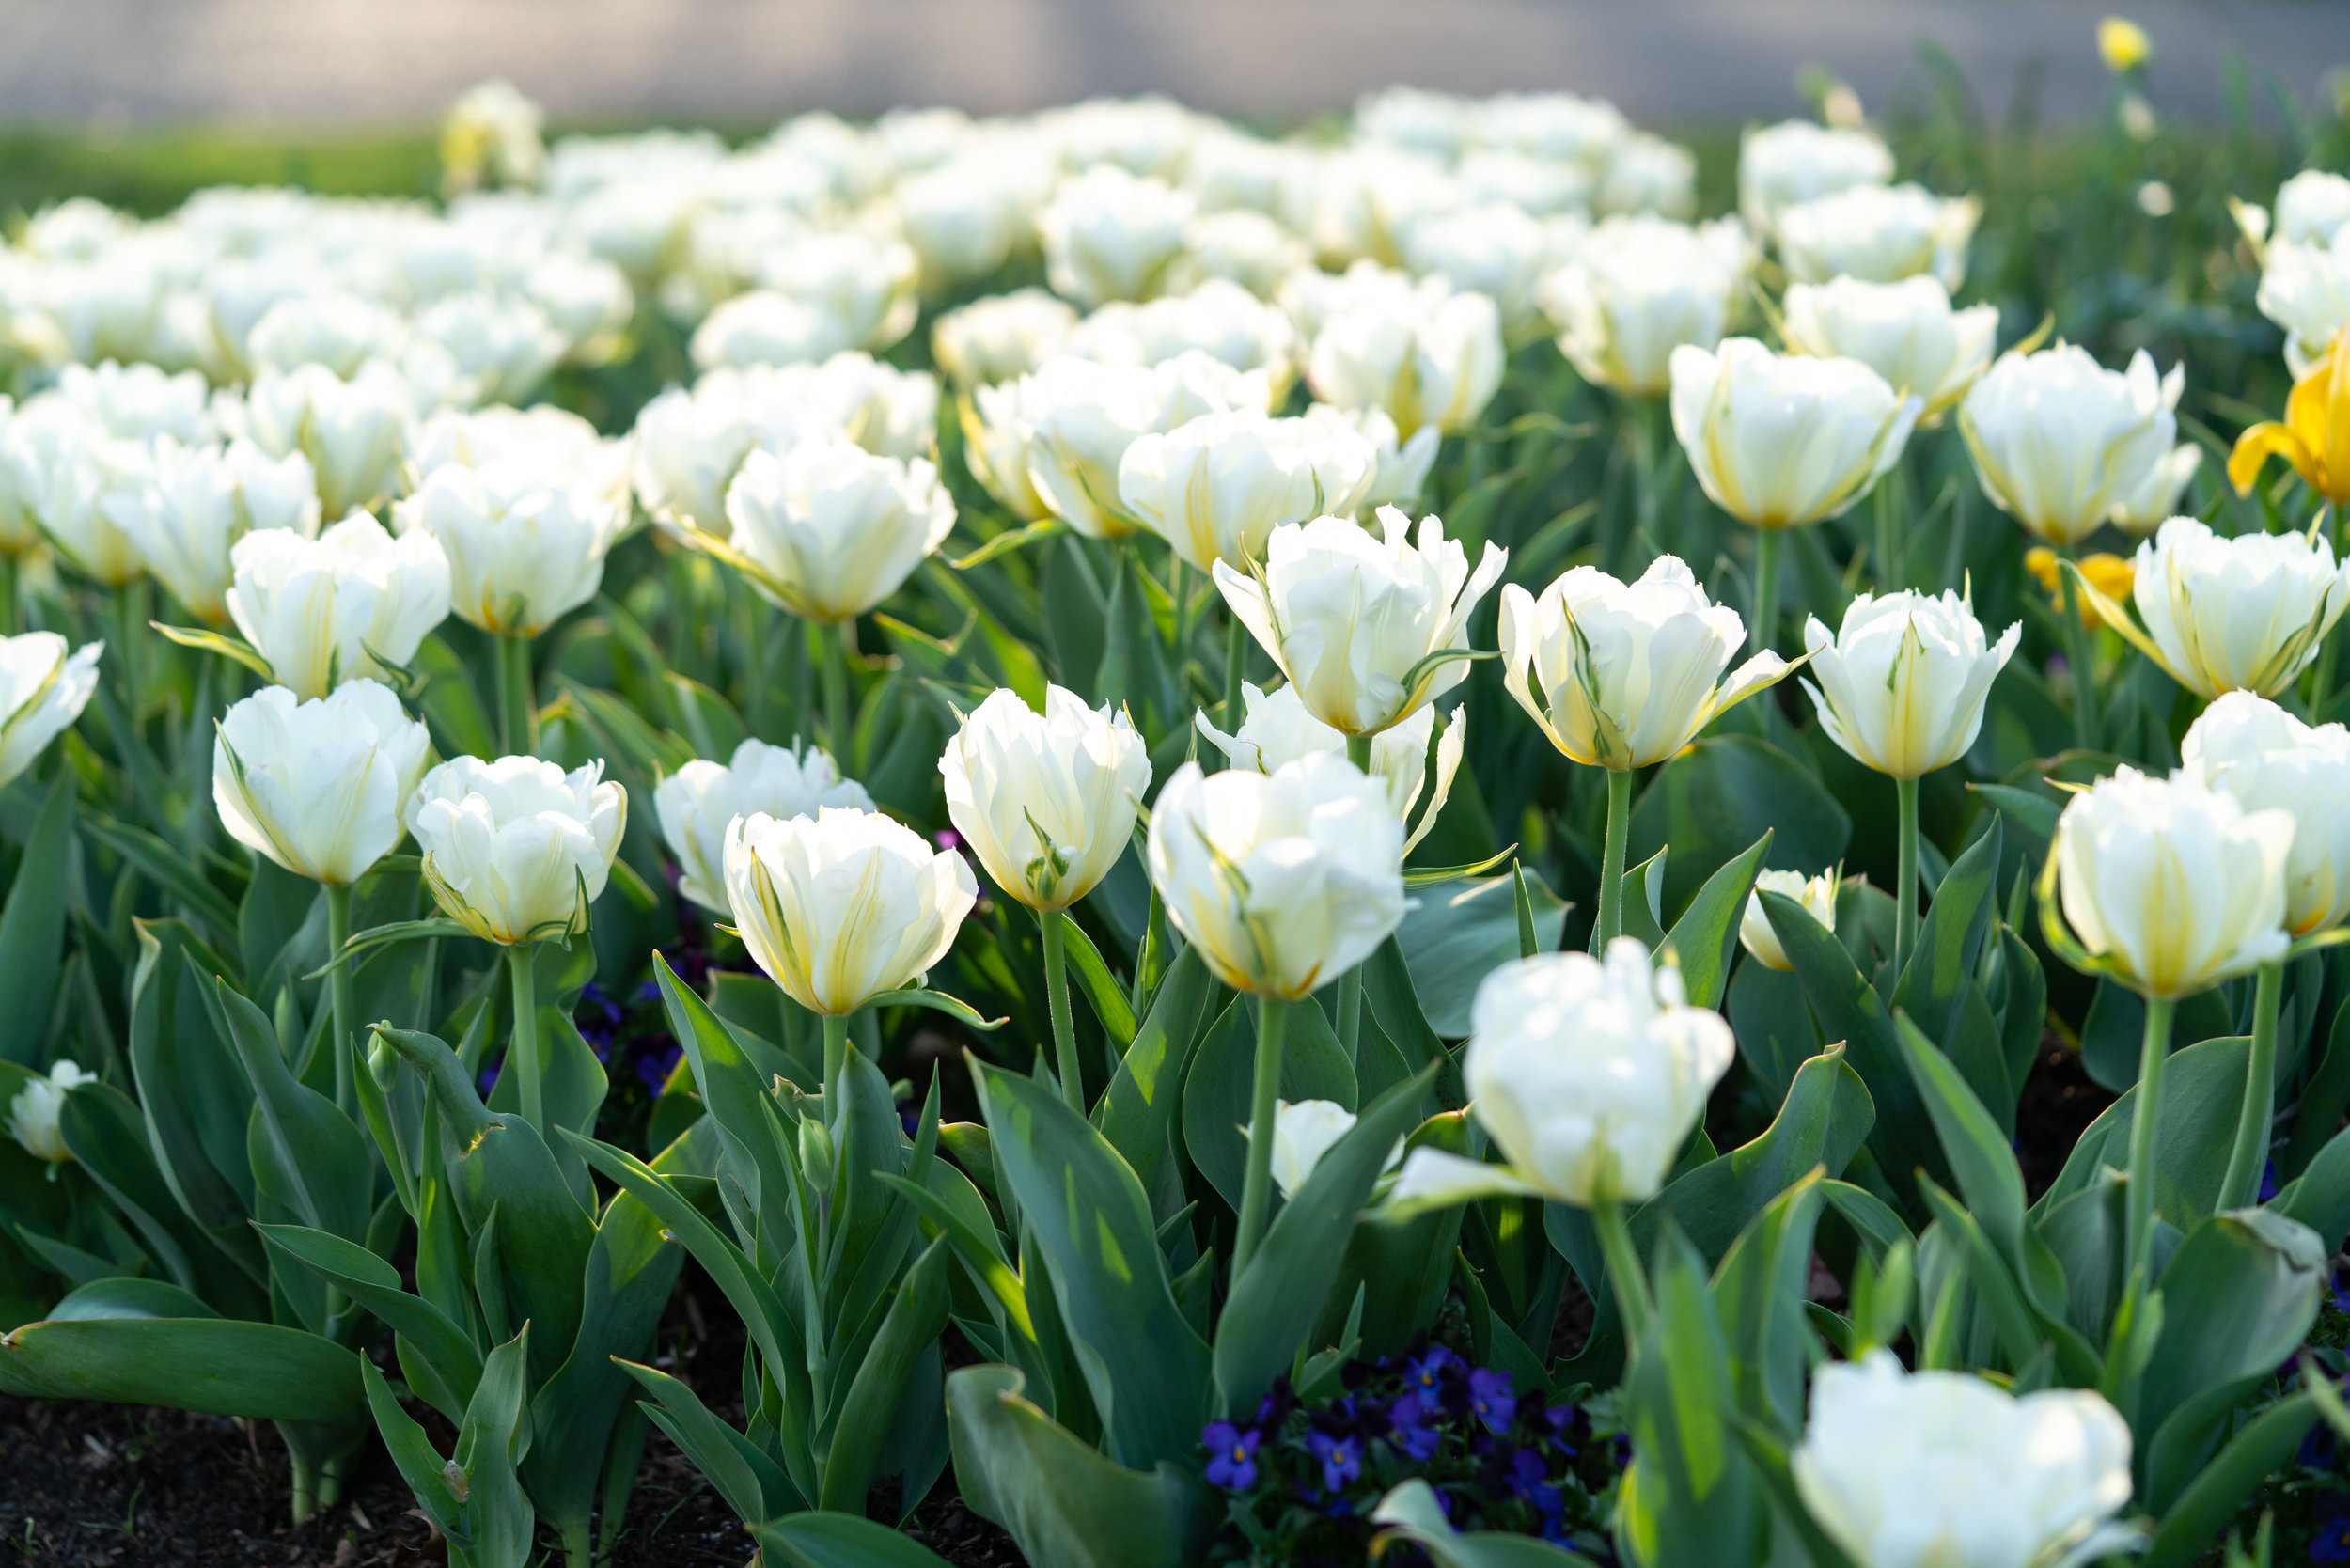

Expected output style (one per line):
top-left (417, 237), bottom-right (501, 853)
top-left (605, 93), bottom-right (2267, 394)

top-left (2098, 17), bottom-right (2152, 73)
top-left (2230, 333), bottom-right (2350, 508)
top-left (2026, 548), bottom-right (2134, 630)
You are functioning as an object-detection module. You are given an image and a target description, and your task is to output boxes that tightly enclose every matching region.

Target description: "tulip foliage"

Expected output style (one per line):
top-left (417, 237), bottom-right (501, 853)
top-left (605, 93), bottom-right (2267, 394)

top-left (4, 58), bottom-right (2350, 1568)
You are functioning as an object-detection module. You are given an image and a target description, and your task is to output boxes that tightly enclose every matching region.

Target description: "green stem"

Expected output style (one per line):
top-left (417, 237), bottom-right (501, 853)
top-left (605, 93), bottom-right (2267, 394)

top-left (1894, 776), bottom-right (1920, 980)
top-left (289, 1450), bottom-right (317, 1525)
top-left (1169, 554), bottom-right (1191, 666)
top-left (818, 619), bottom-right (851, 761)
top-left (1590, 1198), bottom-right (1653, 1355)
top-left (1232, 996), bottom-right (1290, 1278)
top-left (2313, 505), bottom-right (2340, 722)
top-left (1750, 528), bottom-right (1781, 652)
top-left (0, 553), bottom-right (17, 635)
top-left (496, 634), bottom-right (537, 757)
top-left (116, 578), bottom-right (149, 724)
top-left (1040, 909), bottom-right (1083, 1112)
top-left (1593, 767), bottom-right (1634, 949)
top-left (2125, 993), bottom-right (2176, 1286)
top-left (507, 943), bottom-right (542, 1134)
top-left (2055, 543), bottom-right (2099, 753)
top-left (1874, 467), bottom-right (1903, 590)
top-left (325, 884), bottom-right (356, 1117)
top-left (822, 1012), bottom-right (849, 1111)
top-left (1224, 612), bottom-right (1248, 727)
top-left (1333, 742), bottom-right (1365, 1057)
top-left (2220, 960), bottom-right (2284, 1211)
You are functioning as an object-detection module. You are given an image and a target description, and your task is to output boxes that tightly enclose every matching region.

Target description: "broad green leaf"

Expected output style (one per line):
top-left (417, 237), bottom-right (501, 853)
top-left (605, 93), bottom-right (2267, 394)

top-left (1617, 1224), bottom-right (1758, 1565)
top-left (256, 1222), bottom-right (481, 1421)
top-left (2032, 1034), bottom-right (2250, 1233)
top-left (2139, 1390), bottom-right (2319, 1568)
top-left (1369, 1479), bottom-right (1588, 1566)
top-left (128, 920), bottom-right (255, 1231)
top-left (818, 1236), bottom-right (952, 1513)
top-left (1726, 959), bottom-right (1821, 1105)
top-left (1708, 1172), bottom-right (1826, 1435)
top-left (753, 1512), bottom-right (955, 1568)
top-left (2272, 1119), bottom-right (2350, 1249)
top-left (44, 1276), bottom-right (219, 1321)
top-left (1182, 994), bottom-right (1355, 1213)
top-left (1061, 917), bottom-right (1138, 1047)
top-left (58, 1079), bottom-right (266, 1319)
top-left (1628, 736), bottom-right (1852, 925)
top-left (0, 1314), bottom-right (362, 1421)
top-left (0, 773), bottom-right (73, 1064)
top-left (1661, 830), bottom-right (1771, 1010)
top-left (620, 1357), bottom-right (805, 1526)
top-left (1396, 871), bottom-right (1565, 1038)
top-left (1092, 944), bottom-right (1214, 1204)
top-left (1890, 816), bottom-right (2002, 1043)
top-left (86, 813), bottom-right (240, 948)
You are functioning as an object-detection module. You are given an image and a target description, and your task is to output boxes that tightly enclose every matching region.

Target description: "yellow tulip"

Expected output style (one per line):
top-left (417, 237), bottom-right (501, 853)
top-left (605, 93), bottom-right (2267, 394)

top-left (2025, 547), bottom-right (2133, 630)
top-left (2229, 333), bottom-right (2350, 508)
top-left (2097, 17), bottom-right (2152, 73)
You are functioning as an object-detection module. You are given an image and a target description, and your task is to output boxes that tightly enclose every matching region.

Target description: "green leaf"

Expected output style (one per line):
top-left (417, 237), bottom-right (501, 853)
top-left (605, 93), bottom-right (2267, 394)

top-left (128, 920), bottom-right (256, 1232)
top-left (2140, 1389), bottom-right (2320, 1568)
top-left (1396, 871), bottom-right (1565, 1038)
top-left (1368, 1478), bottom-right (1588, 1566)
top-left (86, 813), bottom-right (240, 947)
top-left (58, 1078), bottom-right (265, 1318)
top-left (213, 980), bottom-right (372, 1245)
top-left (0, 1314), bottom-right (362, 1421)
top-left (0, 772), bottom-right (73, 1064)
top-left (1966, 783), bottom-right (2062, 846)
top-left (944, 1363), bottom-right (1214, 1568)
top-left (1616, 1224), bottom-right (1759, 1565)
top-left (1628, 737), bottom-right (1852, 926)
top-left (256, 1223), bottom-right (482, 1421)
top-left (1060, 917), bottom-right (1138, 1047)
top-left (2033, 1034), bottom-right (2251, 1233)
top-left (818, 1236), bottom-right (952, 1513)
top-left (974, 1063), bottom-right (1210, 1470)
top-left (1661, 829), bottom-right (1771, 1010)
top-left (753, 1512), bottom-right (955, 1568)
top-left (865, 986), bottom-right (1007, 1030)
top-left (1092, 945), bottom-right (1214, 1207)
top-left (2272, 1119), bottom-right (2350, 1248)
top-left (1182, 994), bottom-right (1355, 1214)
top-left (44, 1276), bottom-right (220, 1321)
top-left (1891, 816), bottom-right (2002, 1045)
top-left (1708, 1171), bottom-right (1827, 1435)
top-left (620, 1357), bottom-right (805, 1526)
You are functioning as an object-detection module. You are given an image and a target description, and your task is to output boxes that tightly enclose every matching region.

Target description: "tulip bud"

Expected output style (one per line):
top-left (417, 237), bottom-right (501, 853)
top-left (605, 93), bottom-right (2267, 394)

top-left (1499, 555), bottom-right (1790, 771)
top-left (1739, 868), bottom-right (1841, 972)
top-left (940, 685), bottom-right (1152, 913)
top-left (1448, 939), bottom-right (1734, 1207)
top-left (2053, 766), bottom-right (2293, 999)
top-left (1267, 1098), bottom-right (1402, 1198)
top-left (227, 513), bottom-right (453, 699)
top-left (1145, 755), bottom-right (1406, 999)
top-left (1117, 407), bottom-right (1377, 572)
top-left (1537, 215), bottom-right (1751, 397)
top-left (1801, 591), bottom-right (2019, 779)
top-left (718, 437), bottom-right (955, 623)
top-left (2180, 692), bottom-right (2350, 935)
top-left (1794, 1351), bottom-right (2134, 1568)
top-left (6, 1060), bottom-right (96, 1164)
top-left (654, 739), bottom-right (872, 915)
top-left (1670, 338), bottom-right (1920, 531)
top-left (723, 806), bottom-right (978, 1017)
top-left (1959, 345), bottom-right (2196, 546)
top-left (213, 679), bottom-right (431, 887)
top-left (1214, 507), bottom-right (1506, 738)
top-left (2126, 516), bottom-right (2350, 699)
top-left (0, 632), bottom-right (103, 789)
top-left (1781, 276), bottom-right (1999, 421)
top-left (1737, 120), bottom-right (1896, 236)
top-left (408, 755), bottom-right (628, 946)
top-left (932, 289), bottom-right (1077, 389)
top-left (1195, 682), bottom-right (1464, 855)
top-left (1776, 183), bottom-right (1981, 291)
top-left (1038, 166), bottom-right (1197, 307)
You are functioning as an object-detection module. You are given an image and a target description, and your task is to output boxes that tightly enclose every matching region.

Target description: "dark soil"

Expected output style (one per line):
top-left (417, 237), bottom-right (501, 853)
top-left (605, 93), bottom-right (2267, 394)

top-left (2015, 1035), bottom-right (2119, 1202)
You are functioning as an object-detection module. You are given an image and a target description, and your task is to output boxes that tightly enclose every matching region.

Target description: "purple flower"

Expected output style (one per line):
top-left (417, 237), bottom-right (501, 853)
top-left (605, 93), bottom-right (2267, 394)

top-left (2313, 1494), bottom-right (2350, 1565)
top-left (477, 1055), bottom-right (503, 1098)
top-left (2258, 1155), bottom-right (2280, 1204)
top-left (634, 1040), bottom-right (683, 1093)
top-left (1468, 1368), bottom-right (1517, 1435)
top-left (1407, 1345), bottom-right (1461, 1398)
top-left (1509, 1446), bottom-right (1564, 1522)
top-left (2330, 1257), bottom-right (2350, 1317)
top-left (1307, 1430), bottom-right (1363, 1492)
top-left (1386, 1392), bottom-right (1442, 1461)
top-left (1202, 1422), bottom-right (1261, 1490)
top-left (635, 979), bottom-right (661, 1005)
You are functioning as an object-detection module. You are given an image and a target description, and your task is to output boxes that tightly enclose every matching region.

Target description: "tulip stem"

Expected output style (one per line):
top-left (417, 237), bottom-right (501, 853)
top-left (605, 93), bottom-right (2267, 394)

top-left (1039, 909), bottom-right (1084, 1112)
top-left (2055, 544), bottom-right (2099, 752)
top-left (496, 634), bottom-right (538, 757)
top-left (2124, 992), bottom-right (2175, 1287)
top-left (1233, 996), bottom-right (1290, 1278)
top-left (1590, 1198), bottom-right (1653, 1354)
top-left (116, 578), bottom-right (149, 724)
top-left (1593, 768), bottom-right (1634, 949)
top-left (508, 944), bottom-right (542, 1134)
top-left (1224, 613), bottom-right (1248, 727)
top-left (2220, 959), bottom-right (2285, 1211)
top-left (1337, 741), bottom-right (1371, 1061)
top-left (0, 553), bottom-right (16, 635)
top-left (1749, 528), bottom-right (1780, 652)
top-left (1873, 467), bottom-right (1903, 590)
top-left (325, 884), bottom-right (357, 1118)
top-left (1894, 776), bottom-right (1920, 979)
top-left (822, 1012), bottom-right (849, 1109)
top-left (818, 619), bottom-right (852, 762)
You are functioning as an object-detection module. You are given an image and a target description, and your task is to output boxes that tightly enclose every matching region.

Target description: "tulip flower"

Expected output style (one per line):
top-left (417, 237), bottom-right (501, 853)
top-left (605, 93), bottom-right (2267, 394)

top-left (1214, 507), bottom-right (1506, 745)
top-left (2046, 765), bottom-right (2292, 1278)
top-left (5, 401), bottom-right (147, 588)
top-left (1038, 165), bottom-right (1197, 307)
top-left (212, 679), bottom-right (430, 889)
top-left (1671, 337), bottom-right (1921, 644)
top-left (226, 513), bottom-right (453, 701)
top-left (1015, 352), bottom-right (1269, 539)
top-left (1305, 277), bottom-right (1506, 439)
top-left (103, 438), bottom-right (320, 627)
top-left (1195, 681), bottom-right (1464, 855)
top-left (1268, 1098), bottom-right (1402, 1199)
top-left (410, 753), bottom-right (628, 1131)
top-left (1802, 589), bottom-right (2019, 967)
top-left (2228, 328), bottom-right (2350, 509)
top-left (2024, 546), bottom-right (2133, 630)
top-left (1301, 403), bottom-right (1442, 513)
top-left (1499, 554), bottom-right (1791, 942)
top-left (932, 288), bottom-right (1077, 388)
top-left (1385, 939), bottom-right (1735, 1343)
top-left (2253, 230), bottom-right (2350, 376)
top-left (1794, 1351), bottom-right (2135, 1568)
top-left (2273, 169), bottom-right (2350, 248)
top-left (1775, 183), bottom-right (1981, 290)
top-left (1738, 867), bottom-right (1841, 973)
top-left (1146, 753), bottom-right (1406, 1272)
top-left (1780, 275), bottom-right (1999, 422)
top-left (0, 631), bottom-right (102, 789)
top-left (653, 738), bottom-right (872, 915)
top-left (7, 1060), bottom-right (96, 1168)
top-left (1066, 279), bottom-right (1299, 394)
top-left (959, 377), bottom-right (1055, 523)
top-left (2099, 17), bottom-right (2154, 72)
top-left (1537, 215), bottom-right (1750, 398)
top-left (242, 359), bottom-right (415, 517)
top-left (1737, 120), bottom-right (1895, 236)
top-left (1117, 407), bottom-right (1377, 573)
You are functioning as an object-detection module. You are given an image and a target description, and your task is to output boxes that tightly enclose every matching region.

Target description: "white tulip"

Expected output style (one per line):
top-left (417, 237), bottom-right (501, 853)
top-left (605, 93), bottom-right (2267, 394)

top-left (7, 1060), bottom-right (97, 1164)
top-left (56, 361), bottom-right (216, 444)
top-left (1214, 506), bottom-right (1507, 737)
top-left (960, 377), bottom-right (1054, 523)
top-left (4, 401), bottom-right (145, 586)
top-left (717, 437), bottom-right (954, 622)
top-left (1016, 352), bottom-right (1269, 538)
top-left (100, 437), bottom-right (320, 625)
top-left (1065, 279), bottom-right (1299, 391)
top-left (1305, 278), bottom-right (1504, 439)
top-left (527, 253), bottom-right (635, 365)
top-left (1499, 555), bottom-right (1790, 770)
top-left (408, 754), bottom-right (627, 945)
top-left (212, 679), bottom-right (431, 886)
top-left (1794, 1351), bottom-right (2135, 1568)
top-left (2054, 766), bottom-right (2293, 999)
top-left (411, 290), bottom-right (566, 407)
top-left (1738, 120), bottom-right (1896, 235)
top-left (1596, 132), bottom-right (1700, 220)
top-left (895, 156), bottom-right (1033, 287)
top-left (741, 353), bottom-right (938, 461)
top-left (2127, 517), bottom-right (2350, 699)
top-left (1740, 868), bottom-right (1841, 972)
top-left (1118, 408), bottom-right (1376, 572)
top-left (227, 512), bottom-right (453, 699)
top-left (0, 632), bottom-right (102, 788)
top-left (1301, 403), bottom-right (1442, 512)
top-left (1670, 338), bottom-right (1921, 530)
top-left (2181, 692), bottom-right (2350, 936)
top-left (940, 684), bottom-right (1152, 912)
top-left (1777, 183), bottom-right (1981, 290)
top-left (392, 461), bottom-right (624, 638)
top-left (1801, 591), bottom-right (2019, 778)
top-left (756, 230), bottom-right (921, 354)
top-left (1167, 211), bottom-right (1311, 299)
top-left (1038, 165), bottom-right (1197, 306)
top-left (243, 359), bottom-right (414, 517)
top-left (691, 290), bottom-right (856, 370)
top-left (723, 806), bottom-right (978, 1017)
top-left (2256, 231), bottom-right (2350, 375)
top-left (1145, 755), bottom-right (1406, 999)
top-left (441, 78), bottom-right (546, 192)
top-left (1267, 1098), bottom-right (1402, 1198)
top-left (1538, 215), bottom-right (1752, 397)
top-left (654, 738), bottom-right (872, 915)
top-left (2274, 169), bottom-right (2350, 246)
top-left (932, 289), bottom-right (1077, 388)
top-left (1194, 680), bottom-right (1464, 855)
top-left (408, 404), bottom-right (631, 502)
top-left (1401, 202), bottom-right (1554, 337)
top-left (1781, 276), bottom-right (1999, 420)
top-left (1958, 345), bottom-right (2194, 546)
